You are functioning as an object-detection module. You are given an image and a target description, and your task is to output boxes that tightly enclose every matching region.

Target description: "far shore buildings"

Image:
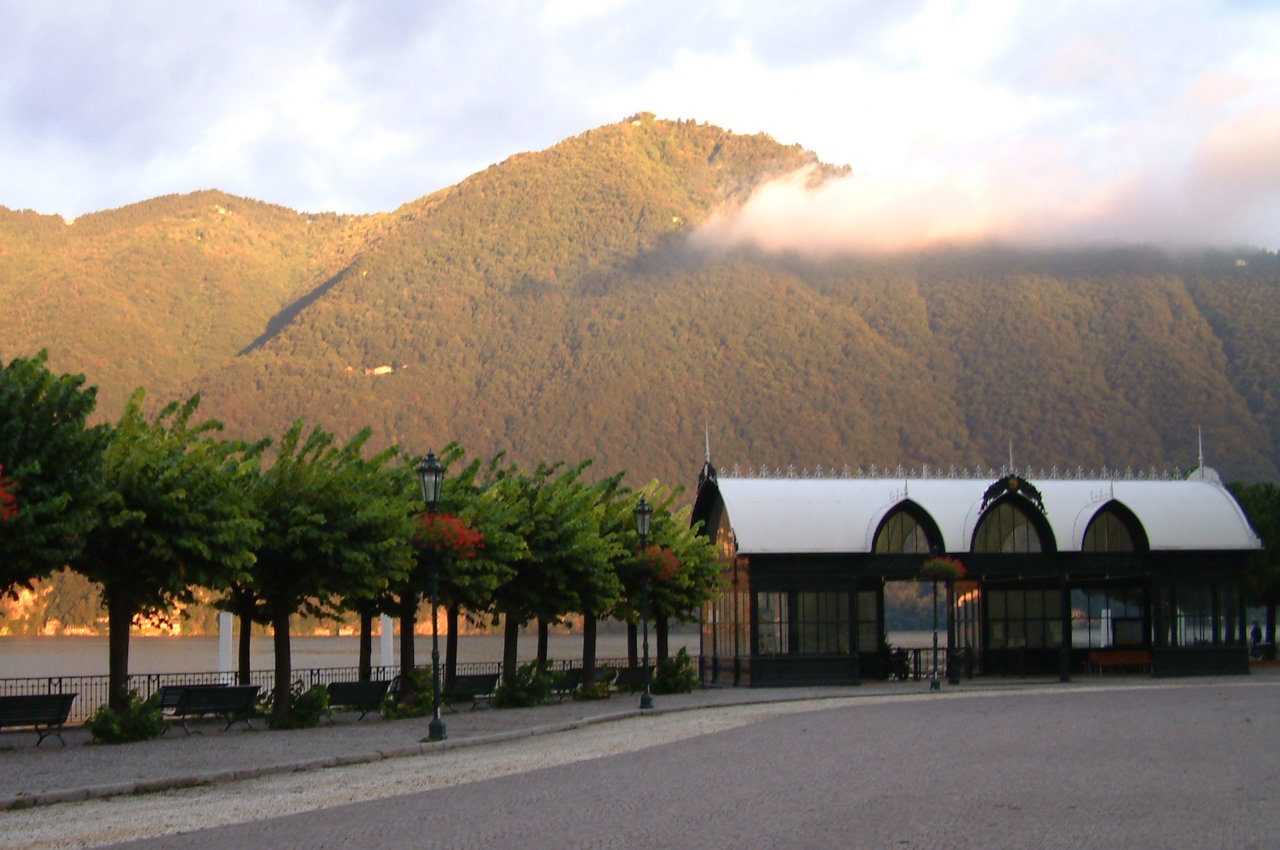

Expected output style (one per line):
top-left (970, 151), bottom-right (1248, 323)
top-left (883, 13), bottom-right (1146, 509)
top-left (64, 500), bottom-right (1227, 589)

top-left (692, 459), bottom-right (1262, 685)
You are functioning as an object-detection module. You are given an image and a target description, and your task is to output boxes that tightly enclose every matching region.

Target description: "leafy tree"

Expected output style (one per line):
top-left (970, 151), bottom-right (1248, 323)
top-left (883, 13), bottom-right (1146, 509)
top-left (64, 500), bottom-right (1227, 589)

top-left (70, 391), bottom-right (259, 709)
top-left (232, 421), bottom-right (414, 722)
top-left (615, 484), bottom-right (722, 663)
top-left (489, 461), bottom-right (619, 686)
top-left (0, 351), bottom-right (110, 599)
top-left (1230, 481), bottom-right (1280, 648)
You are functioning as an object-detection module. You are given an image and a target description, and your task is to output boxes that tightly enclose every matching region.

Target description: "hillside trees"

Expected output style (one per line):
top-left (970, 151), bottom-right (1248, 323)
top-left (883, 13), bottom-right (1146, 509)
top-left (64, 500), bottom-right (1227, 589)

top-left (69, 391), bottom-right (260, 710)
top-left (0, 352), bottom-right (111, 599)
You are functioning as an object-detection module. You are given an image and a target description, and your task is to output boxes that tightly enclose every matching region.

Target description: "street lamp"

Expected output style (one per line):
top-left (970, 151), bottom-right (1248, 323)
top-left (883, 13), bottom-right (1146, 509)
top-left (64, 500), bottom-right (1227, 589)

top-left (417, 451), bottom-right (447, 742)
top-left (635, 496), bottom-right (654, 710)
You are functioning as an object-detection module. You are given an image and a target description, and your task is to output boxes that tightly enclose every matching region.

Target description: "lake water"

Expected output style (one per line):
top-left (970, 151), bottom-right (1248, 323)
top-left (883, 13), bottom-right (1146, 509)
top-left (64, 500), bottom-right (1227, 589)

top-left (0, 632), bottom-right (699, 679)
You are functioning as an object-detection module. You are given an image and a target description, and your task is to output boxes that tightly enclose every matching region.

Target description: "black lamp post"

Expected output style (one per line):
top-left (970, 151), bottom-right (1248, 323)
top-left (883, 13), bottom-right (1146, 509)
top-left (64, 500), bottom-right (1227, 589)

top-left (635, 496), bottom-right (654, 711)
top-left (417, 451), bottom-right (447, 742)
top-left (929, 548), bottom-right (941, 692)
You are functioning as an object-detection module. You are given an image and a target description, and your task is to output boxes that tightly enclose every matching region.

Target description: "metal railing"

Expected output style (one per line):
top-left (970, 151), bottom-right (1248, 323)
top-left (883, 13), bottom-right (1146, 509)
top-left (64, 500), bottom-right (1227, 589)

top-left (1, 656), bottom-right (640, 722)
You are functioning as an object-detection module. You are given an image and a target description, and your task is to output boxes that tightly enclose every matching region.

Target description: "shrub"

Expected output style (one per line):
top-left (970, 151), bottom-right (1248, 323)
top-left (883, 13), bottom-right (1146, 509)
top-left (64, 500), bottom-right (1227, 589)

top-left (85, 691), bottom-right (166, 743)
top-left (652, 647), bottom-right (699, 694)
top-left (383, 668), bottom-right (434, 719)
top-left (265, 682), bottom-right (329, 729)
top-left (492, 662), bottom-right (555, 708)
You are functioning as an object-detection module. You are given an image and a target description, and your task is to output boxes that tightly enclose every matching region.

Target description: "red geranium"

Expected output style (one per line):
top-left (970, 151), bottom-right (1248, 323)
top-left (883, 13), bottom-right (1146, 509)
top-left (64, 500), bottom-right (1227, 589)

top-left (414, 513), bottom-right (483, 559)
top-left (0, 465), bottom-right (16, 522)
top-left (639, 545), bottom-right (680, 582)
top-left (921, 555), bottom-right (966, 581)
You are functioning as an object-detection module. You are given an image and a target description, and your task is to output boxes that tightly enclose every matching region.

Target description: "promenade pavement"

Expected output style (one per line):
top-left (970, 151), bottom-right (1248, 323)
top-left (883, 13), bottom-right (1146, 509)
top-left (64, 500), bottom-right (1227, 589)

top-left (3, 671), bottom-right (1279, 849)
top-left (1, 675), bottom-right (1068, 809)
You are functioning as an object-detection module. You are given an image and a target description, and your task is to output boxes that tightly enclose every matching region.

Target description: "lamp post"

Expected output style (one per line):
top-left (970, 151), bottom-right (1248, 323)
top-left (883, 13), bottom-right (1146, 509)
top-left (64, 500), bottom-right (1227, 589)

top-left (929, 548), bottom-right (941, 692)
top-left (635, 496), bottom-right (654, 710)
top-left (417, 451), bottom-right (447, 742)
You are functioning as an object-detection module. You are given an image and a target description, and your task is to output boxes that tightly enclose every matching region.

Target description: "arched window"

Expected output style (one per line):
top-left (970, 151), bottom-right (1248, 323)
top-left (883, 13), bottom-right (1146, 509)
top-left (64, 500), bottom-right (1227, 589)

top-left (873, 503), bottom-right (940, 554)
top-left (973, 500), bottom-right (1046, 553)
top-left (1082, 503), bottom-right (1148, 552)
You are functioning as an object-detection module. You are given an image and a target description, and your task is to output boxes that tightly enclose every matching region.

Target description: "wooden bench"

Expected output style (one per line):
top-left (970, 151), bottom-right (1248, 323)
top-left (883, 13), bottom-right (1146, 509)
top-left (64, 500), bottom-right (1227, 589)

top-left (444, 673), bottom-right (499, 711)
top-left (553, 668), bottom-right (584, 700)
top-left (169, 684), bottom-right (260, 734)
top-left (1088, 648), bottom-right (1153, 675)
top-left (326, 680), bottom-right (391, 720)
top-left (609, 666), bottom-right (653, 692)
top-left (0, 693), bottom-right (78, 746)
top-left (157, 682), bottom-right (227, 714)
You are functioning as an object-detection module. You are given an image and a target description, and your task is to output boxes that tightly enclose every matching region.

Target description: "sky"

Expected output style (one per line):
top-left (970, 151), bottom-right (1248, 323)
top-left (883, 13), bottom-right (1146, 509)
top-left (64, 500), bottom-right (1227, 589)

top-left (2, 0), bottom-right (1278, 251)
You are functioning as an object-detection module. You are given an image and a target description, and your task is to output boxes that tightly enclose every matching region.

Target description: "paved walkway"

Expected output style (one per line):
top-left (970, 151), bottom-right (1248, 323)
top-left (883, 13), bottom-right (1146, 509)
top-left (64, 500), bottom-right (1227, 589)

top-left (1, 675), bottom-right (1066, 809)
top-left (4, 672), bottom-right (1279, 849)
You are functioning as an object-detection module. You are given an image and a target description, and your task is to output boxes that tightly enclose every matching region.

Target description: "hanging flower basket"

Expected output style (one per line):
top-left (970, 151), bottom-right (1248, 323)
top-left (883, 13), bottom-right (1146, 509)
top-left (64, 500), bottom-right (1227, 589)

top-left (921, 555), bottom-right (966, 581)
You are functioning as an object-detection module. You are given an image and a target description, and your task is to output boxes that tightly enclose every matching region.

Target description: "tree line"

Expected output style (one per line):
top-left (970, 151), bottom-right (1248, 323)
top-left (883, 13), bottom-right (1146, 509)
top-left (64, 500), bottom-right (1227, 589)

top-left (1, 351), bottom-right (722, 723)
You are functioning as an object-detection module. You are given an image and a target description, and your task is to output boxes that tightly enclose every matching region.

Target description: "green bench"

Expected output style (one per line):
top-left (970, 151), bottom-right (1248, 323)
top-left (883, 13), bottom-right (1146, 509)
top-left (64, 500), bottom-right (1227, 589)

top-left (0, 692), bottom-right (78, 746)
top-left (169, 684), bottom-right (260, 734)
top-left (326, 680), bottom-right (391, 720)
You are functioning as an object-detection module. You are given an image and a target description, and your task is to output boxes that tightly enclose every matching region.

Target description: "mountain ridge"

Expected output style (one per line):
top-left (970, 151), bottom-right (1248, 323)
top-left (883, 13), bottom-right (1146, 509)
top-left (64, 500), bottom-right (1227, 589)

top-left (2, 114), bottom-right (1277, 491)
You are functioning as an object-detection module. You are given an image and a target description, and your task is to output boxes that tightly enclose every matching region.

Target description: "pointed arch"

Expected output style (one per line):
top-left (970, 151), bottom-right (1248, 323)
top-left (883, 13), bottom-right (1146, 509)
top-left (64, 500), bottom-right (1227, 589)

top-left (873, 501), bottom-right (943, 554)
top-left (972, 495), bottom-right (1056, 553)
top-left (1082, 501), bottom-right (1149, 553)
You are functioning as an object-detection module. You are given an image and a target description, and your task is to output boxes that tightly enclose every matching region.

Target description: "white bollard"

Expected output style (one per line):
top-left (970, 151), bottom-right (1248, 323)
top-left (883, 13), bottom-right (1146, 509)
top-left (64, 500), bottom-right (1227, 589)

top-left (218, 611), bottom-right (233, 682)
top-left (380, 614), bottom-right (394, 671)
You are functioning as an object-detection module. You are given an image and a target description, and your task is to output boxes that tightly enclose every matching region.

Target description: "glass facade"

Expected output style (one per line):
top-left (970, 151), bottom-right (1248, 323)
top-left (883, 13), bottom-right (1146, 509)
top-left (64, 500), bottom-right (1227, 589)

top-left (987, 587), bottom-right (1063, 649)
top-left (1161, 582), bottom-right (1242, 646)
top-left (1071, 586), bottom-right (1146, 647)
top-left (754, 590), bottom-right (850, 656)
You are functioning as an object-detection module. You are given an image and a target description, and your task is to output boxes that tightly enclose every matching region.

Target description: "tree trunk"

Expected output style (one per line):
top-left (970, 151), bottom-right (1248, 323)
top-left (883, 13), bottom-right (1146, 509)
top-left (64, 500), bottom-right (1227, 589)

top-left (582, 615), bottom-right (598, 688)
top-left (270, 609), bottom-right (292, 723)
top-left (237, 612), bottom-right (252, 685)
top-left (536, 618), bottom-right (549, 667)
top-left (106, 592), bottom-right (133, 712)
top-left (502, 614), bottom-right (520, 686)
top-left (398, 590), bottom-right (418, 697)
top-left (445, 603), bottom-right (460, 692)
top-left (627, 621), bottom-right (638, 668)
top-left (657, 616), bottom-right (670, 662)
top-left (358, 606), bottom-right (373, 682)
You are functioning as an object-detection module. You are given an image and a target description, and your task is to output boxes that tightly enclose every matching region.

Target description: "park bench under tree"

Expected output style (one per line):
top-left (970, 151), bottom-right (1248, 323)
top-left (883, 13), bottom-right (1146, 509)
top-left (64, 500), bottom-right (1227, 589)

top-left (0, 692), bottom-right (78, 746)
top-left (157, 682), bottom-right (227, 714)
top-left (325, 680), bottom-right (391, 720)
top-left (167, 684), bottom-right (260, 734)
top-left (389, 672), bottom-right (500, 711)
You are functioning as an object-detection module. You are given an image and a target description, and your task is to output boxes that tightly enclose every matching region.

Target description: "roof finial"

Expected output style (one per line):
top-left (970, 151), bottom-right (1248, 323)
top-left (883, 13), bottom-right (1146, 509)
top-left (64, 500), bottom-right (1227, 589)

top-left (1008, 440), bottom-right (1014, 474)
top-left (698, 422), bottom-right (717, 488)
top-left (1197, 426), bottom-right (1204, 469)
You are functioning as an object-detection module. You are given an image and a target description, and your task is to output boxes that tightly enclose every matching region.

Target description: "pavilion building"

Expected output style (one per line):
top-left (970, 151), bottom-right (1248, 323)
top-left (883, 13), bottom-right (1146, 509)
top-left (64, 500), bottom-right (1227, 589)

top-left (692, 461), bottom-right (1262, 684)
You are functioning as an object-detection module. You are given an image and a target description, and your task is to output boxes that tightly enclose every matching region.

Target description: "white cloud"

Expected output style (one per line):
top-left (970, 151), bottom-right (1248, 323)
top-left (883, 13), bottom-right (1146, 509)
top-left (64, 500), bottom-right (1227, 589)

top-left (0, 0), bottom-right (1277, 249)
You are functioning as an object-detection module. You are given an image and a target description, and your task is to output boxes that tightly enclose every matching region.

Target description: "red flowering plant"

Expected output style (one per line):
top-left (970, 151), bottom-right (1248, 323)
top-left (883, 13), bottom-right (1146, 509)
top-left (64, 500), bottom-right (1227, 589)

top-left (0, 465), bottom-right (16, 522)
top-left (638, 545), bottom-right (681, 583)
top-left (413, 513), bottom-right (484, 560)
top-left (921, 555), bottom-right (966, 582)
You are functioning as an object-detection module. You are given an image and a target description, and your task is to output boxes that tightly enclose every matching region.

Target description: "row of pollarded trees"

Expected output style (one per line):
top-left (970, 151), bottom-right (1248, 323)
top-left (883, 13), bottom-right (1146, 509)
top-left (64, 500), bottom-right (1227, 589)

top-left (0, 352), bottom-right (722, 722)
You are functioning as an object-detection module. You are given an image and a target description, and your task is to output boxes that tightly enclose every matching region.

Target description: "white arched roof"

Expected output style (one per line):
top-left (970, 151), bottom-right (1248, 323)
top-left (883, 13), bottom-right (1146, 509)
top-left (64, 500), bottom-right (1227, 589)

top-left (712, 470), bottom-right (1261, 555)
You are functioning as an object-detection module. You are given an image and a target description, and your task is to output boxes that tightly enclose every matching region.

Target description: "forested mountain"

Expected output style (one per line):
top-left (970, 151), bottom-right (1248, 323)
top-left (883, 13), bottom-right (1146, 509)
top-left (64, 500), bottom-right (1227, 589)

top-left (4, 113), bottom-right (1279, 498)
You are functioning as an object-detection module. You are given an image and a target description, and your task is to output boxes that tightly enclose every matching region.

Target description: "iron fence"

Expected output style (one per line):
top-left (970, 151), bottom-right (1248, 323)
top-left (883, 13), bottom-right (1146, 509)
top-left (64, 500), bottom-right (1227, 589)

top-left (1, 656), bottom-right (640, 722)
